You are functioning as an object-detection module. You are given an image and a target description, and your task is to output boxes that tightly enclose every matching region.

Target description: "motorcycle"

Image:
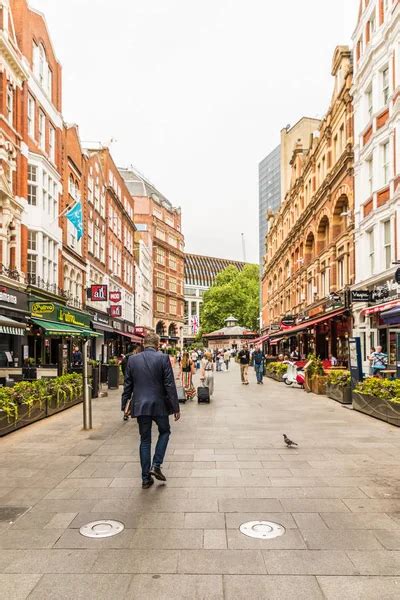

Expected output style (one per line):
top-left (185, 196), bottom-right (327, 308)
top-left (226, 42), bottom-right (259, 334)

top-left (282, 361), bottom-right (305, 388)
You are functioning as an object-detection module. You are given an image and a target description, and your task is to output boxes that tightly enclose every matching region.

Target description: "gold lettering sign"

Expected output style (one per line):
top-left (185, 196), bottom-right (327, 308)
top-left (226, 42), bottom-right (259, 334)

top-left (58, 308), bottom-right (85, 327)
top-left (31, 302), bottom-right (55, 314)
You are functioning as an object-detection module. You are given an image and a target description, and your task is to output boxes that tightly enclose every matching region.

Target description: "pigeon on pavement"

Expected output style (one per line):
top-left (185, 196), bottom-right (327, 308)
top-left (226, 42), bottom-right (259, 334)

top-left (283, 434), bottom-right (298, 447)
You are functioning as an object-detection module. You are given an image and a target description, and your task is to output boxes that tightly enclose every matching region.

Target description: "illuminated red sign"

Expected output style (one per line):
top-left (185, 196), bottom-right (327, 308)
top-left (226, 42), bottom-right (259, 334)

top-left (109, 291), bottom-right (121, 303)
top-left (90, 284), bottom-right (108, 301)
top-left (108, 305), bottom-right (122, 317)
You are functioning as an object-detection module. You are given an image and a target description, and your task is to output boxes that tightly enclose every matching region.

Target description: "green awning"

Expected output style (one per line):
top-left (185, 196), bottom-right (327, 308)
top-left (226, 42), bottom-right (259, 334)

top-left (31, 318), bottom-right (101, 338)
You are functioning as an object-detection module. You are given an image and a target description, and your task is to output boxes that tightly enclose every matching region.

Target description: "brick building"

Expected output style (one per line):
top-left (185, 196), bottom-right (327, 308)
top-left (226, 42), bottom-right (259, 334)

top-left (120, 167), bottom-right (184, 345)
top-left (351, 0), bottom-right (400, 369)
top-left (261, 47), bottom-right (354, 362)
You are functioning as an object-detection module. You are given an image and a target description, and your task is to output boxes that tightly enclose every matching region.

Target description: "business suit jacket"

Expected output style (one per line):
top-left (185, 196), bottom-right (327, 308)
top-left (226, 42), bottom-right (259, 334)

top-left (121, 347), bottom-right (180, 417)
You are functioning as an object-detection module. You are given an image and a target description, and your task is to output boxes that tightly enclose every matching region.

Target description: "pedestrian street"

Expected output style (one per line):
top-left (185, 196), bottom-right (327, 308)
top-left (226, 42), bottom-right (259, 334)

top-left (1, 363), bottom-right (400, 599)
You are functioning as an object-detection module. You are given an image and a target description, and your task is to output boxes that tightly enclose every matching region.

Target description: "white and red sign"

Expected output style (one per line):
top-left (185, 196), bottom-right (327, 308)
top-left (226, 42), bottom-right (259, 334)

top-left (109, 305), bottom-right (122, 317)
top-left (109, 291), bottom-right (121, 303)
top-left (90, 284), bottom-right (108, 301)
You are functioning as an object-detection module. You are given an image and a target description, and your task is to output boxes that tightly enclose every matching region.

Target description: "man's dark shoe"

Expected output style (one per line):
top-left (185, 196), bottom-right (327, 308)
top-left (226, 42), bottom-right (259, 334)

top-left (149, 466), bottom-right (167, 481)
top-left (142, 477), bottom-right (154, 489)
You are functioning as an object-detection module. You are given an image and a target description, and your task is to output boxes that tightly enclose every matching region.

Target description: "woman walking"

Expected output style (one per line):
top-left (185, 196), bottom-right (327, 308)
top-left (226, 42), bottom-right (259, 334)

top-left (180, 352), bottom-right (196, 400)
top-left (200, 351), bottom-right (214, 398)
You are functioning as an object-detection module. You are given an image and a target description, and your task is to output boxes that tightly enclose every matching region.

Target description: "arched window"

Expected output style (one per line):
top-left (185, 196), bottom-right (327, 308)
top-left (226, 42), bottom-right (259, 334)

top-left (304, 233), bottom-right (315, 267)
top-left (317, 216), bottom-right (330, 254)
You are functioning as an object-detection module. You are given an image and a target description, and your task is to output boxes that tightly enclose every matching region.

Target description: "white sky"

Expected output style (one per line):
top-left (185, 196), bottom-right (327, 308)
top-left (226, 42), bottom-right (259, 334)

top-left (30, 0), bottom-right (358, 263)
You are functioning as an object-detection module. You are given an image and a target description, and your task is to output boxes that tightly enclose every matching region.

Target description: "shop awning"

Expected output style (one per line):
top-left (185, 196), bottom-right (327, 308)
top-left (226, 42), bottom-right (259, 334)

top-left (381, 307), bottom-right (400, 324)
top-left (119, 331), bottom-right (143, 343)
top-left (362, 299), bottom-right (400, 316)
top-left (92, 321), bottom-right (114, 333)
top-left (269, 308), bottom-right (347, 338)
top-left (0, 315), bottom-right (26, 336)
top-left (31, 318), bottom-right (101, 338)
top-left (252, 333), bottom-right (270, 345)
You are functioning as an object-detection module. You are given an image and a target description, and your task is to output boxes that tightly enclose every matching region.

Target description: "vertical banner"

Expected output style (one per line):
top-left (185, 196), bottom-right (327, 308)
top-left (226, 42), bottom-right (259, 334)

top-left (348, 336), bottom-right (363, 388)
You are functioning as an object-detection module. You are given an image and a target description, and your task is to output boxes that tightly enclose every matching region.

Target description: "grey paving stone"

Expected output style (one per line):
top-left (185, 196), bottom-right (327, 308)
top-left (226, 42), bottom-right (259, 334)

top-left (0, 529), bottom-right (64, 549)
top-left (226, 528), bottom-right (306, 550)
top-left (3, 549), bottom-right (98, 574)
top-left (184, 512), bottom-right (225, 529)
top-left (344, 498), bottom-right (400, 513)
top-left (126, 574), bottom-right (223, 599)
top-left (301, 529), bottom-right (383, 550)
top-left (27, 574), bottom-right (132, 600)
top-left (129, 528), bottom-right (203, 550)
top-left (57, 478), bottom-right (113, 489)
top-left (187, 487), bottom-right (248, 499)
top-left (360, 486), bottom-right (400, 499)
top-left (92, 549), bottom-right (178, 573)
top-left (92, 497), bottom-right (218, 513)
top-left (347, 550), bottom-right (400, 575)
top-left (53, 528), bottom-right (134, 549)
top-left (225, 512), bottom-right (297, 530)
top-left (373, 529), bottom-right (400, 549)
top-left (178, 550), bottom-right (266, 574)
top-left (69, 512), bottom-right (140, 529)
top-left (321, 512), bottom-right (400, 530)
top-left (281, 498), bottom-right (350, 512)
top-left (218, 498), bottom-right (283, 513)
top-left (292, 513), bottom-right (329, 530)
top-left (224, 575), bottom-right (324, 599)
top-left (204, 530), bottom-right (227, 549)
top-left (317, 575), bottom-right (400, 599)
top-left (263, 549), bottom-right (357, 575)
top-left (0, 574), bottom-right (42, 600)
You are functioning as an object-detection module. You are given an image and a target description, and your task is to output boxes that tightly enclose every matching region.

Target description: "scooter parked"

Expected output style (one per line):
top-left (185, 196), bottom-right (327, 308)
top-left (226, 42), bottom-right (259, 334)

top-left (282, 361), bottom-right (305, 388)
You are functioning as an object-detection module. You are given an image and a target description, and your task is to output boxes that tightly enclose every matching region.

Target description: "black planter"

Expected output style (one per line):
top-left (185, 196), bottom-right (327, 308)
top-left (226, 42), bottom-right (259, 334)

top-left (107, 365), bottom-right (120, 389)
top-left (100, 364), bottom-right (108, 384)
top-left (326, 383), bottom-right (352, 404)
top-left (352, 391), bottom-right (400, 427)
top-left (15, 403), bottom-right (46, 430)
top-left (22, 366), bottom-right (37, 380)
top-left (0, 411), bottom-right (17, 436)
top-left (91, 367), bottom-right (100, 399)
top-left (46, 391), bottom-right (82, 416)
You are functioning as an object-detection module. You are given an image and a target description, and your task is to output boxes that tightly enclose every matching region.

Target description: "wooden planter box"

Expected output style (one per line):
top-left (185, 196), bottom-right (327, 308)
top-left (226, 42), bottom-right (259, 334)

top-left (311, 375), bottom-right (328, 395)
top-left (352, 391), bottom-right (400, 427)
top-left (326, 383), bottom-right (352, 404)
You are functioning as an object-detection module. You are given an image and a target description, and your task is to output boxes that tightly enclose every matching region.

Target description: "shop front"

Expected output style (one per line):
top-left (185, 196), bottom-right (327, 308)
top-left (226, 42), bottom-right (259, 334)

top-left (29, 301), bottom-right (99, 375)
top-left (88, 309), bottom-right (114, 362)
top-left (0, 286), bottom-right (29, 370)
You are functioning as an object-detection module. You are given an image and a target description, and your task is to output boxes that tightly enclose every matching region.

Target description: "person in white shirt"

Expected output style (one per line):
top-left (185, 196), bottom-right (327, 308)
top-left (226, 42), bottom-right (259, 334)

top-left (200, 352), bottom-right (214, 397)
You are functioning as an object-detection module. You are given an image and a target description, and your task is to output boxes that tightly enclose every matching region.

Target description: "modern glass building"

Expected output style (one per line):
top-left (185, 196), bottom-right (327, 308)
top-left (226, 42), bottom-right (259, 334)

top-left (258, 145), bottom-right (281, 264)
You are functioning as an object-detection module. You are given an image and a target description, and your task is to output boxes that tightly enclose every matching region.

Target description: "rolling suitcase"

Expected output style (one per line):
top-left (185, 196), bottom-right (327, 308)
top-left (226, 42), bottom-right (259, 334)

top-left (177, 385), bottom-right (187, 404)
top-left (197, 385), bottom-right (210, 403)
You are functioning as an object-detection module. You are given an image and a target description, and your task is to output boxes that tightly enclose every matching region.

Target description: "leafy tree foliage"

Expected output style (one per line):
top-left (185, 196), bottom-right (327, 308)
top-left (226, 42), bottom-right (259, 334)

top-left (199, 264), bottom-right (259, 334)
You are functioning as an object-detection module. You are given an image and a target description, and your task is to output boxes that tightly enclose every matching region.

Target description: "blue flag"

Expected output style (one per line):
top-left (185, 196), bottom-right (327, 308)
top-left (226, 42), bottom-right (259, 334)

top-left (66, 201), bottom-right (83, 241)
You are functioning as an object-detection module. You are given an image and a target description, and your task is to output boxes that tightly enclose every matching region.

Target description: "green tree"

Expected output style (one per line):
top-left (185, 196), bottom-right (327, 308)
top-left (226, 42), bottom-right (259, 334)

top-left (200, 264), bottom-right (260, 334)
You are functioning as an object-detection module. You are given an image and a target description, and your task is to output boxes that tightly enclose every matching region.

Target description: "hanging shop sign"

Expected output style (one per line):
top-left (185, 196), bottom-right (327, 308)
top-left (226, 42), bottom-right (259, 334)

top-left (351, 290), bottom-right (370, 303)
top-left (109, 291), bottom-right (122, 303)
top-left (112, 319), bottom-right (123, 331)
top-left (134, 326), bottom-right (146, 336)
top-left (30, 302), bottom-right (91, 328)
top-left (91, 311), bottom-right (110, 326)
top-left (269, 324), bottom-right (281, 332)
top-left (395, 269), bottom-right (400, 285)
top-left (89, 284), bottom-right (108, 301)
top-left (125, 323), bottom-right (136, 334)
top-left (109, 305), bottom-right (122, 317)
top-left (326, 293), bottom-right (343, 311)
top-left (371, 285), bottom-right (390, 302)
top-left (281, 315), bottom-right (296, 327)
top-left (0, 287), bottom-right (29, 312)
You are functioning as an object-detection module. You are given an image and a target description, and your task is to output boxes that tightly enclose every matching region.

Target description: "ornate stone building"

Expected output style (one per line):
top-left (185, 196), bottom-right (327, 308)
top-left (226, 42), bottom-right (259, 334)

top-left (261, 47), bottom-right (354, 362)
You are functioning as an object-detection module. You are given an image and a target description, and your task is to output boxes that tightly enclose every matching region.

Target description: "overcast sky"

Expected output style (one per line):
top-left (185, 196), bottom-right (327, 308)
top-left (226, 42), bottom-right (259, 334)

top-left (31, 0), bottom-right (358, 263)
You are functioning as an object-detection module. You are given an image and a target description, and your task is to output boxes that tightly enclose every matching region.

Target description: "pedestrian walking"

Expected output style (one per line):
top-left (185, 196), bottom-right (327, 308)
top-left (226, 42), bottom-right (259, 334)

top-left (200, 351), bottom-right (214, 397)
top-left (121, 344), bottom-right (136, 421)
top-left (238, 345), bottom-right (250, 385)
top-left (253, 346), bottom-right (265, 384)
top-left (223, 349), bottom-right (230, 371)
top-left (180, 351), bottom-right (196, 399)
top-left (121, 332), bottom-right (180, 488)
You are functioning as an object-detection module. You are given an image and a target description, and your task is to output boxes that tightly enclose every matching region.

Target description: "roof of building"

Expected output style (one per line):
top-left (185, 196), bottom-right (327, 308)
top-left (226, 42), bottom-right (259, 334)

top-left (119, 166), bottom-right (173, 209)
top-left (185, 253), bottom-right (249, 287)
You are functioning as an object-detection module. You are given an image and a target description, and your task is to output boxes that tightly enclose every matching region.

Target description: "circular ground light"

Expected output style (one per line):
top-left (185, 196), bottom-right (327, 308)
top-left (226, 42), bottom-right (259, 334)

top-left (79, 520), bottom-right (124, 539)
top-left (239, 520), bottom-right (285, 540)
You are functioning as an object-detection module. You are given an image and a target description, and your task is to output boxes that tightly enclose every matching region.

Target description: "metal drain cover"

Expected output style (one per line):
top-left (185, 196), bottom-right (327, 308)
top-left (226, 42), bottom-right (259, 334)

top-left (239, 520), bottom-right (285, 539)
top-left (79, 520), bottom-right (124, 538)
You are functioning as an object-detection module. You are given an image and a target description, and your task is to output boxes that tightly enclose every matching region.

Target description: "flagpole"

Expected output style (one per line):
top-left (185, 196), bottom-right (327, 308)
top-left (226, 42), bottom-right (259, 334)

top-left (49, 199), bottom-right (78, 226)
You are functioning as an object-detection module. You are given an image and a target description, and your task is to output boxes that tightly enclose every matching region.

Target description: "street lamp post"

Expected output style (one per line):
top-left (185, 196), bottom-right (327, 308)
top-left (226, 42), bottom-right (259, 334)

top-left (82, 338), bottom-right (92, 430)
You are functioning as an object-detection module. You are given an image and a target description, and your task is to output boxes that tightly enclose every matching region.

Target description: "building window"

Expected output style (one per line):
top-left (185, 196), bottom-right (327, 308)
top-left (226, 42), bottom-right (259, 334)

top-left (169, 254), bottom-right (177, 270)
top-left (337, 257), bottom-right (345, 288)
top-left (368, 228), bottom-right (375, 275)
top-left (170, 298), bottom-right (177, 315)
top-left (155, 228), bottom-right (165, 241)
top-left (367, 156), bottom-right (373, 195)
top-left (156, 271), bottom-right (165, 289)
top-left (27, 164), bottom-right (38, 205)
top-left (382, 67), bottom-right (389, 104)
top-left (38, 111), bottom-right (45, 150)
top-left (339, 124), bottom-right (345, 153)
top-left (156, 295), bottom-right (165, 313)
top-left (169, 277), bottom-right (177, 293)
top-left (370, 9), bottom-right (376, 34)
top-left (49, 126), bottom-right (55, 162)
top-left (366, 85), bottom-right (373, 120)
top-left (156, 247), bottom-right (165, 265)
top-left (6, 84), bottom-right (13, 125)
top-left (28, 95), bottom-right (35, 139)
top-left (382, 141), bottom-right (389, 185)
top-left (27, 231), bottom-right (37, 279)
top-left (383, 220), bottom-right (391, 270)
top-left (321, 266), bottom-right (329, 297)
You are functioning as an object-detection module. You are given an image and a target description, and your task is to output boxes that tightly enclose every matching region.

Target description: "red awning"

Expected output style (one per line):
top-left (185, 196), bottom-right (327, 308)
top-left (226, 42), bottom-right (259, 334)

top-left (119, 331), bottom-right (143, 343)
top-left (269, 308), bottom-right (347, 338)
top-left (252, 333), bottom-right (270, 345)
top-left (362, 299), bottom-right (400, 316)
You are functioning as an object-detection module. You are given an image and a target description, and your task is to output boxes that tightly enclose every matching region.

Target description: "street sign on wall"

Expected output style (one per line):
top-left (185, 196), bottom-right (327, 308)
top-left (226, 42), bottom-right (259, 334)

top-left (90, 284), bottom-right (108, 301)
top-left (351, 290), bottom-right (370, 302)
top-left (109, 305), bottom-right (122, 317)
top-left (109, 291), bottom-right (121, 303)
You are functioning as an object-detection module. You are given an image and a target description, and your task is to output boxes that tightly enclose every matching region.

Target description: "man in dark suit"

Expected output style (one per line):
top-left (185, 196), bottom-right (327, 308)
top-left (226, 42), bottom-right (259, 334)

top-left (121, 332), bottom-right (180, 488)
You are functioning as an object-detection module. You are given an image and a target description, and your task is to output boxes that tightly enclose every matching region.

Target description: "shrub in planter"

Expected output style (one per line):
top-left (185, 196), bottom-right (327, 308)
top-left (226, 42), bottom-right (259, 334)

top-left (304, 354), bottom-right (325, 394)
top-left (267, 362), bottom-right (288, 381)
top-left (353, 378), bottom-right (400, 426)
top-left (46, 373), bottom-right (83, 415)
top-left (326, 370), bottom-right (352, 404)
